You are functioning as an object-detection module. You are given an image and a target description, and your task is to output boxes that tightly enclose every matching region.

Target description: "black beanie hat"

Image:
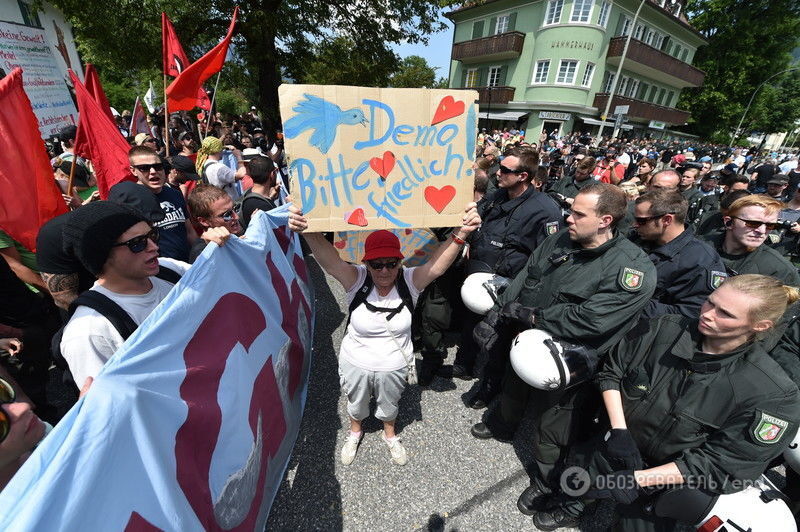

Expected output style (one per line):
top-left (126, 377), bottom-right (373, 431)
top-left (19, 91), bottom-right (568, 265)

top-left (107, 181), bottom-right (166, 223)
top-left (62, 201), bottom-right (149, 276)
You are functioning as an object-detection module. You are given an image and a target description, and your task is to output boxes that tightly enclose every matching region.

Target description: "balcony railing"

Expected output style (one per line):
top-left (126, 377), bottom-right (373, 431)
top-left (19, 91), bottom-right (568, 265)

top-left (606, 36), bottom-right (705, 88)
top-left (470, 86), bottom-right (516, 105)
top-left (453, 31), bottom-right (525, 63)
top-left (593, 93), bottom-right (690, 125)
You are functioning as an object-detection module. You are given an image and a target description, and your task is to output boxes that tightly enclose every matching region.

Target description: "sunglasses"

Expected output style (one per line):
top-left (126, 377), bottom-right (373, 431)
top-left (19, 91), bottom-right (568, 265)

top-left (634, 213), bottom-right (670, 225)
top-left (498, 165), bottom-right (523, 175)
top-left (366, 259), bottom-right (400, 270)
top-left (216, 208), bottom-right (237, 222)
top-left (132, 162), bottom-right (165, 173)
top-left (0, 378), bottom-right (15, 443)
top-left (732, 217), bottom-right (779, 231)
top-left (112, 228), bottom-right (159, 253)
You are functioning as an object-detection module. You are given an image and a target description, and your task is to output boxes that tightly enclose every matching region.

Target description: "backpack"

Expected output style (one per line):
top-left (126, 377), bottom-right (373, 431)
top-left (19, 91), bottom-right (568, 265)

top-left (346, 269), bottom-right (414, 327)
top-left (50, 266), bottom-right (182, 389)
top-left (233, 189), bottom-right (276, 228)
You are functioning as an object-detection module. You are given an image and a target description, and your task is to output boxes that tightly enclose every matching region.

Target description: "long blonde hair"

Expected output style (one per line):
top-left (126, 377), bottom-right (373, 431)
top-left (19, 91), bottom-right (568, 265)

top-left (723, 275), bottom-right (800, 324)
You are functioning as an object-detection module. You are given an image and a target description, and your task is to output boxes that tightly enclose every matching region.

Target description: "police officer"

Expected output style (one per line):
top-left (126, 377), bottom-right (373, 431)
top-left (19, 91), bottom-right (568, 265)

top-left (560, 275), bottom-right (800, 530)
top-left (677, 162), bottom-right (704, 215)
top-left (702, 195), bottom-right (800, 285)
top-left (631, 189), bottom-right (727, 319)
top-left (445, 149), bottom-right (563, 396)
top-left (470, 182), bottom-right (656, 528)
top-left (616, 170), bottom-right (681, 236)
top-left (548, 156), bottom-right (596, 203)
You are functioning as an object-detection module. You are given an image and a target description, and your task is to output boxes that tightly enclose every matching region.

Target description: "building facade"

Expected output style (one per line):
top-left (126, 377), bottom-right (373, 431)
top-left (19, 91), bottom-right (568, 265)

top-left (446, 0), bottom-right (707, 139)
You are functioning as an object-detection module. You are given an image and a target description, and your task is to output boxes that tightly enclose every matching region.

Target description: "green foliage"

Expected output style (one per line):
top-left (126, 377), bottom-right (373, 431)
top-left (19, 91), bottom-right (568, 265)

top-left (681, 0), bottom-right (800, 139)
top-left (389, 55), bottom-right (438, 88)
top-left (214, 88), bottom-right (250, 115)
top-left (298, 37), bottom-right (399, 87)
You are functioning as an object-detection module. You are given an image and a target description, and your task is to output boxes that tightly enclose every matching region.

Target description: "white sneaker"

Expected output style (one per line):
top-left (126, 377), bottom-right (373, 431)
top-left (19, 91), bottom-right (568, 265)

top-left (341, 432), bottom-right (362, 465)
top-left (382, 433), bottom-right (408, 466)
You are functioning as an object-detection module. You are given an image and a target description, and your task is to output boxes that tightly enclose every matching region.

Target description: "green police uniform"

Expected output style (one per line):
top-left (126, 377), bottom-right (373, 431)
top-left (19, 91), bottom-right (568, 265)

top-left (585, 315), bottom-right (800, 530)
top-left (549, 175), bottom-right (594, 200)
top-left (703, 230), bottom-right (800, 285)
top-left (490, 229), bottom-right (656, 468)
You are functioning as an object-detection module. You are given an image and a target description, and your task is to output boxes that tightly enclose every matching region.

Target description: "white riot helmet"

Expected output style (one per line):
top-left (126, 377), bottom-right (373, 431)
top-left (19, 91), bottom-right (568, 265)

top-left (461, 273), bottom-right (510, 315)
top-left (509, 329), bottom-right (599, 391)
top-left (783, 430), bottom-right (800, 474)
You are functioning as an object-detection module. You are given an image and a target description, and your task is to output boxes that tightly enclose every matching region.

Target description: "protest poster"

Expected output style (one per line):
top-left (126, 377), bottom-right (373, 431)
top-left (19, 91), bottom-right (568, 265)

top-left (334, 228), bottom-right (440, 267)
top-left (0, 21), bottom-right (78, 137)
top-left (0, 207), bottom-right (314, 531)
top-left (279, 84), bottom-right (479, 232)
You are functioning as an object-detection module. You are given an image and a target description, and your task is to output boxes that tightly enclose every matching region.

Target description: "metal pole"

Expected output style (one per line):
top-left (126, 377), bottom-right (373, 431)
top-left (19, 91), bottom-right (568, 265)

top-left (729, 66), bottom-right (800, 147)
top-left (163, 73), bottom-right (170, 157)
top-left (596, 0), bottom-right (646, 145)
top-left (204, 71), bottom-right (223, 138)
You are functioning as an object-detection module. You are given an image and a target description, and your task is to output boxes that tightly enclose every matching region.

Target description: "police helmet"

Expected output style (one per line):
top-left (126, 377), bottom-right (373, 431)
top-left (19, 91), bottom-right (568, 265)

top-left (461, 272), bottom-right (510, 315)
top-left (509, 329), bottom-right (599, 391)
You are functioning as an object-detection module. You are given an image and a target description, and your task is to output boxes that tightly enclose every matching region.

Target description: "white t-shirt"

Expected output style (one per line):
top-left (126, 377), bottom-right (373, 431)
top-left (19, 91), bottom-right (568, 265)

top-left (617, 152), bottom-right (631, 166)
top-left (60, 258), bottom-right (190, 386)
top-left (204, 160), bottom-right (241, 201)
top-left (339, 265), bottom-right (420, 372)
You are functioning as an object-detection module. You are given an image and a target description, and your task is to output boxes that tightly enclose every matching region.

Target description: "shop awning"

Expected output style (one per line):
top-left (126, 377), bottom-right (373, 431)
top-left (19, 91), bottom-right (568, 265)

top-left (480, 111), bottom-right (529, 121)
top-left (578, 117), bottom-right (633, 130)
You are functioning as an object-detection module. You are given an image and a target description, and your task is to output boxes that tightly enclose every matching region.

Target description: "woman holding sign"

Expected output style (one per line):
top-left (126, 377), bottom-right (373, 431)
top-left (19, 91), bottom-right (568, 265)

top-left (288, 201), bottom-right (480, 466)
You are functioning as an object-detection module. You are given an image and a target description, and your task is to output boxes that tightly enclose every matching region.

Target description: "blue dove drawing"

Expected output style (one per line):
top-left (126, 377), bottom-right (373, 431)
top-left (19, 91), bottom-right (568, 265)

top-left (283, 93), bottom-right (368, 154)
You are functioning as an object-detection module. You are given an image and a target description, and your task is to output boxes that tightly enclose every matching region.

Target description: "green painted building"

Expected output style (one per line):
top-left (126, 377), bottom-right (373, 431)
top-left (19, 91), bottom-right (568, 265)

top-left (446, 0), bottom-right (707, 139)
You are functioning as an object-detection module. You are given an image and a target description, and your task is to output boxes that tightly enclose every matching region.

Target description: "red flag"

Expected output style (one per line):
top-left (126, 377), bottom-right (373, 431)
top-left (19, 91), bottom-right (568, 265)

top-left (69, 69), bottom-right (136, 199)
top-left (130, 97), bottom-right (149, 136)
top-left (83, 64), bottom-right (115, 124)
top-left (166, 7), bottom-right (238, 111)
top-left (162, 13), bottom-right (211, 109)
top-left (0, 69), bottom-right (68, 252)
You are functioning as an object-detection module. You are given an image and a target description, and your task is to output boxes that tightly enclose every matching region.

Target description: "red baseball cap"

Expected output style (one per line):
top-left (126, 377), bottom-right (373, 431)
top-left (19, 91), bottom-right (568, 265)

top-left (362, 230), bottom-right (404, 262)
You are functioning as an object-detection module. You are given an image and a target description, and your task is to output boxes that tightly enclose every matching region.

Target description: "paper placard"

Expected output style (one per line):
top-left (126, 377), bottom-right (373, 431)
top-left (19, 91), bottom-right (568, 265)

top-left (333, 228), bottom-right (439, 266)
top-left (280, 84), bottom-right (478, 232)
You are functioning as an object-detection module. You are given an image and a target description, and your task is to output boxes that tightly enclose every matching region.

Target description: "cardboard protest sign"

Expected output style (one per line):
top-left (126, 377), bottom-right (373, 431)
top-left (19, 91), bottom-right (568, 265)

top-left (334, 228), bottom-right (439, 267)
top-left (280, 85), bottom-right (478, 232)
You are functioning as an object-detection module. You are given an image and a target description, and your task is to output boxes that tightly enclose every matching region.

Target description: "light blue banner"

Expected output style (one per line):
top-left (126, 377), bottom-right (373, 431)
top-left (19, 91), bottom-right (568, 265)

top-left (0, 206), bottom-right (314, 531)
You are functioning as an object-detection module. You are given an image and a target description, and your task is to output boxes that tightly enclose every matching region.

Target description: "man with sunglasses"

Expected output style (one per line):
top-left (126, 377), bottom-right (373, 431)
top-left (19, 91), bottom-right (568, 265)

top-left (631, 189), bottom-right (726, 319)
top-left (702, 195), bottom-right (800, 285)
top-left (129, 145), bottom-right (197, 262)
top-left (187, 184), bottom-right (243, 262)
top-left (59, 202), bottom-right (191, 388)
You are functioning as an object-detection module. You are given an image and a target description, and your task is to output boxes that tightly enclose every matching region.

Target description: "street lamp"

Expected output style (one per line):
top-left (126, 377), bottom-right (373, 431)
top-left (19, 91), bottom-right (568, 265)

top-left (729, 66), bottom-right (800, 147)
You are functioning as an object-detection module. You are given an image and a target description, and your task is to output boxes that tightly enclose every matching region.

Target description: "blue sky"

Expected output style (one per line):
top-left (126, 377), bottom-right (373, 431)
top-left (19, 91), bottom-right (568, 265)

top-left (391, 13), bottom-right (455, 82)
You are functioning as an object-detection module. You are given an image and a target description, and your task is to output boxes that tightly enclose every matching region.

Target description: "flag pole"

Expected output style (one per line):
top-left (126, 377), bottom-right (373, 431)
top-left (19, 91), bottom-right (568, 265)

top-left (204, 71), bottom-right (222, 138)
top-left (164, 73), bottom-right (170, 156)
top-left (66, 156), bottom-right (77, 196)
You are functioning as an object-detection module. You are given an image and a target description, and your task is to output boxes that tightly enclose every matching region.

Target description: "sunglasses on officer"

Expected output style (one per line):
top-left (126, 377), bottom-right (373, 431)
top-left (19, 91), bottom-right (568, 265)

top-left (0, 378), bottom-right (16, 443)
top-left (366, 259), bottom-right (400, 270)
top-left (732, 217), bottom-right (779, 231)
top-left (131, 162), bottom-right (165, 173)
top-left (633, 212), bottom-right (673, 225)
top-left (498, 165), bottom-right (524, 175)
top-left (111, 228), bottom-right (160, 253)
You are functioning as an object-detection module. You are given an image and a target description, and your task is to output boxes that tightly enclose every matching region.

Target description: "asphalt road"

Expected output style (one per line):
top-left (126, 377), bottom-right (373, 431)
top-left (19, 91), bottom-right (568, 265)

top-left (266, 257), bottom-right (587, 531)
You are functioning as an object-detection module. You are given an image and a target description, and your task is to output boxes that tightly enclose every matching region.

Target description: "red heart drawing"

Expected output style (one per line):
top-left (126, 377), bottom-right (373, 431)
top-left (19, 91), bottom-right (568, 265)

top-left (414, 249), bottom-right (426, 256)
top-left (369, 151), bottom-right (396, 180)
top-left (334, 240), bottom-right (347, 249)
top-left (346, 208), bottom-right (368, 227)
top-left (424, 185), bottom-right (456, 213)
top-left (431, 96), bottom-right (465, 125)
top-left (404, 229), bottom-right (413, 235)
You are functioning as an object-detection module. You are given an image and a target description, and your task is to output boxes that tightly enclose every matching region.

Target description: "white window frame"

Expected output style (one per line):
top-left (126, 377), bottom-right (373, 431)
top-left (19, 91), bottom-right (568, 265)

top-left (495, 14), bottom-right (510, 34)
top-left (544, 0), bottom-right (564, 25)
top-left (597, 0), bottom-right (611, 27)
top-left (644, 28), bottom-right (655, 45)
top-left (465, 68), bottom-right (479, 87)
top-left (654, 33), bottom-right (665, 49)
top-left (570, 0), bottom-right (593, 23)
top-left (581, 62), bottom-right (595, 87)
top-left (532, 60), bottom-right (551, 84)
top-left (488, 65), bottom-right (502, 87)
top-left (602, 71), bottom-right (615, 93)
top-left (627, 79), bottom-right (640, 98)
top-left (620, 15), bottom-right (632, 36)
top-left (618, 75), bottom-right (630, 96)
top-left (555, 59), bottom-right (579, 85)
top-left (634, 23), bottom-right (645, 40)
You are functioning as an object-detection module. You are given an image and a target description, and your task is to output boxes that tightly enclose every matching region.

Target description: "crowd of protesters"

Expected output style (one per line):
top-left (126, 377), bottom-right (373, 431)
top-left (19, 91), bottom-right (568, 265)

top-left (3, 107), bottom-right (800, 529)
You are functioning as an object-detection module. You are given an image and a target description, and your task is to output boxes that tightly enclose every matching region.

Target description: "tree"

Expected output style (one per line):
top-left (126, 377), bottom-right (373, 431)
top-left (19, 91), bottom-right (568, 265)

top-left (298, 37), bottom-right (398, 87)
top-left (48, 0), bottom-right (446, 128)
top-left (745, 70), bottom-right (800, 138)
top-left (680, 0), bottom-right (800, 139)
top-left (389, 55), bottom-right (438, 88)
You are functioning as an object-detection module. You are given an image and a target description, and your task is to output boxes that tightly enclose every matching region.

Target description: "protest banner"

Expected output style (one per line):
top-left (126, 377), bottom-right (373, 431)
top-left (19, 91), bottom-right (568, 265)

top-left (0, 21), bottom-right (78, 137)
top-left (0, 207), bottom-right (314, 531)
top-left (279, 85), bottom-right (479, 232)
top-left (333, 228), bottom-right (439, 267)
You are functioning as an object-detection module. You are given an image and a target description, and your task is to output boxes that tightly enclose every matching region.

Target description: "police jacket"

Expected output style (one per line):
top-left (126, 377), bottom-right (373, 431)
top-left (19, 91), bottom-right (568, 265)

top-left (549, 175), bottom-right (594, 199)
top-left (702, 230), bottom-right (800, 285)
top-left (597, 315), bottom-right (800, 492)
top-left (498, 229), bottom-right (656, 353)
top-left (469, 186), bottom-right (563, 278)
top-left (633, 228), bottom-right (727, 320)
top-left (688, 192), bottom-right (721, 228)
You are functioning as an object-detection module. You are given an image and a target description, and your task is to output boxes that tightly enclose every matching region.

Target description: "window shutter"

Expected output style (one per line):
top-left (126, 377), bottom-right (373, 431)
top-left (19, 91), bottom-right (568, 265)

top-left (508, 12), bottom-right (517, 32)
top-left (479, 67), bottom-right (488, 86)
top-left (498, 66), bottom-right (508, 86)
top-left (472, 20), bottom-right (484, 39)
top-left (489, 17), bottom-right (497, 35)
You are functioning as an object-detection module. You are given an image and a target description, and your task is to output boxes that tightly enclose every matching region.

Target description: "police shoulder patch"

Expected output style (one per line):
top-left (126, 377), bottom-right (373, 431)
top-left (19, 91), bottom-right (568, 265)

top-left (546, 221), bottom-right (559, 235)
top-left (618, 267), bottom-right (645, 292)
top-left (751, 410), bottom-right (790, 445)
top-left (709, 270), bottom-right (727, 290)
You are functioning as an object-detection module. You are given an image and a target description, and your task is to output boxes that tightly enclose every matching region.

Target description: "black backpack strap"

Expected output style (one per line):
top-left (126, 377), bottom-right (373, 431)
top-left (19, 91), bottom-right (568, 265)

top-left (395, 269), bottom-right (415, 315)
top-left (346, 268), bottom-right (415, 325)
top-left (68, 291), bottom-right (138, 340)
top-left (155, 265), bottom-right (182, 285)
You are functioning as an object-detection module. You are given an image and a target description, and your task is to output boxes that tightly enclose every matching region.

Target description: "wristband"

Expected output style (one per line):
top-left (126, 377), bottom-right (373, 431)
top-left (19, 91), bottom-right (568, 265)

top-left (451, 232), bottom-right (466, 245)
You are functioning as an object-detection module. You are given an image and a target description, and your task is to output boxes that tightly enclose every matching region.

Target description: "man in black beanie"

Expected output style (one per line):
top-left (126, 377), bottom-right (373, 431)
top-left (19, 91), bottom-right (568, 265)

top-left (59, 202), bottom-right (190, 387)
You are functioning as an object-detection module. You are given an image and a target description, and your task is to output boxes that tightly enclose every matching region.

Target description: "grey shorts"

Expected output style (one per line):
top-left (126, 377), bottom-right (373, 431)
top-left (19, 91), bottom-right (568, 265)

top-left (338, 359), bottom-right (407, 422)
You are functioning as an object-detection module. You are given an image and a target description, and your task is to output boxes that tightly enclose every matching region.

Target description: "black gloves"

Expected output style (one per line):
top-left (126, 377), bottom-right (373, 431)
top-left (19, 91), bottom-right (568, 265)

top-left (473, 308), bottom-right (502, 352)
top-left (603, 429), bottom-right (643, 470)
top-left (500, 302), bottom-right (536, 329)
top-left (587, 470), bottom-right (640, 505)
